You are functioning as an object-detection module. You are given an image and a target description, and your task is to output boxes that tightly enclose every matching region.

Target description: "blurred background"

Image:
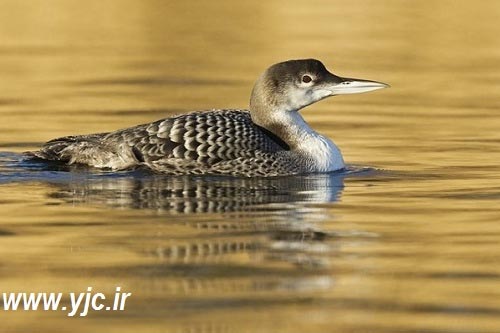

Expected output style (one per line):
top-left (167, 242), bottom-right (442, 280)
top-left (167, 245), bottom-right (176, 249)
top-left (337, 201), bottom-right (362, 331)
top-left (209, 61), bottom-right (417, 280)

top-left (1, 0), bottom-right (500, 332)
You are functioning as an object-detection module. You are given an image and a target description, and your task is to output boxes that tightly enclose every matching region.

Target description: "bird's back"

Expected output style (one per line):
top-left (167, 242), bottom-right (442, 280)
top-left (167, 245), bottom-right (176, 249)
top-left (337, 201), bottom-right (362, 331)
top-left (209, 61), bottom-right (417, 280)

top-left (29, 110), bottom-right (296, 176)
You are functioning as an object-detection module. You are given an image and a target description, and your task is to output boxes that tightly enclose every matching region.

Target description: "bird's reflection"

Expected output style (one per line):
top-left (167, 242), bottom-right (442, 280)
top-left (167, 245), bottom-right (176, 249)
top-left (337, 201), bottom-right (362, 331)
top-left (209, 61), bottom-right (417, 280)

top-left (44, 170), bottom-right (353, 270)
top-left (3, 153), bottom-right (378, 296)
top-left (47, 171), bottom-right (347, 214)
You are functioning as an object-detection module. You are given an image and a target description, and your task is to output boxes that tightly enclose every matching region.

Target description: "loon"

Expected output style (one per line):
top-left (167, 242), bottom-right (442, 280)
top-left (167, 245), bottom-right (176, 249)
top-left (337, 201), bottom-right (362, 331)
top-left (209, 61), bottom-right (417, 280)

top-left (28, 59), bottom-right (388, 177)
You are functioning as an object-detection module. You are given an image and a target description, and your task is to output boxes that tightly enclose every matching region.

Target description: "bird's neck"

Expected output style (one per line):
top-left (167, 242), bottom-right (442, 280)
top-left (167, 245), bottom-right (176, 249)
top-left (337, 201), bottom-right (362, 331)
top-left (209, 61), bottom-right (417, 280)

top-left (251, 109), bottom-right (345, 172)
top-left (256, 111), bottom-right (313, 149)
top-left (249, 75), bottom-right (309, 149)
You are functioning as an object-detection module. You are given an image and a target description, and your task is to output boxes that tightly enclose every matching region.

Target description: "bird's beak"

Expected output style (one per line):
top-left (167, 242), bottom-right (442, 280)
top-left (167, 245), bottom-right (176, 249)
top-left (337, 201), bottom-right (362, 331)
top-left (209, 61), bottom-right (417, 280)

top-left (327, 76), bottom-right (390, 95)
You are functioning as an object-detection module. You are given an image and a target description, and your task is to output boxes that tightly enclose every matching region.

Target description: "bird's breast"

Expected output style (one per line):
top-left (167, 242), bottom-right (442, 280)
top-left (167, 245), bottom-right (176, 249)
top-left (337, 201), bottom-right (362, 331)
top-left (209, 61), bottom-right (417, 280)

top-left (298, 133), bottom-right (345, 172)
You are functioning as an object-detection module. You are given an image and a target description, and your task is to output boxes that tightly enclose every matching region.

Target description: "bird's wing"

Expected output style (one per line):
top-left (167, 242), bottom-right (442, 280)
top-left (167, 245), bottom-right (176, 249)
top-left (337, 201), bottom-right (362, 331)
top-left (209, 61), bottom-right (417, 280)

top-left (109, 110), bottom-right (285, 165)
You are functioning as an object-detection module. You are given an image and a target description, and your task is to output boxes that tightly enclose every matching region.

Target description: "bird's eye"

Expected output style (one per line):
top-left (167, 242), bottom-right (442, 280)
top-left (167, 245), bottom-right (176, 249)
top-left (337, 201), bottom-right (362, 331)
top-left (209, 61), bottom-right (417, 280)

top-left (302, 75), bottom-right (312, 83)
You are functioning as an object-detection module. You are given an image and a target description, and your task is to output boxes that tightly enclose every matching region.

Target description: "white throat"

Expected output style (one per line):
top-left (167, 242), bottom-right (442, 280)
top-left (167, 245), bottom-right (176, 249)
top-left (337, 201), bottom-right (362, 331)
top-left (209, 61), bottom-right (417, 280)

top-left (275, 112), bottom-right (345, 172)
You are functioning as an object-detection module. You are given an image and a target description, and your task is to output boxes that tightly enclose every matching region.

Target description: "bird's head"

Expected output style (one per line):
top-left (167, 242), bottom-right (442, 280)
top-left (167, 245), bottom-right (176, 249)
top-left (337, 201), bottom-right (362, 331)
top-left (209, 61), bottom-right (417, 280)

top-left (250, 59), bottom-right (389, 115)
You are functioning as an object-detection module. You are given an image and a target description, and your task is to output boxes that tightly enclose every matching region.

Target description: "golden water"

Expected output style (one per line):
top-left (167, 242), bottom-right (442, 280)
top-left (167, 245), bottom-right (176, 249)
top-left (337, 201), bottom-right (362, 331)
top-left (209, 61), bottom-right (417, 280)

top-left (1, 0), bottom-right (500, 332)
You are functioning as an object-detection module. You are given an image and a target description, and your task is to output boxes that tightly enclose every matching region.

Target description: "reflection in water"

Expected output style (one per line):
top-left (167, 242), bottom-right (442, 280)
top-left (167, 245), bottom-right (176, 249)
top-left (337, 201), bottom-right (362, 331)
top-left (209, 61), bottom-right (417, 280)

top-left (49, 171), bottom-right (346, 214)
top-left (41, 165), bottom-right (351, 268)
top-left (38, 153), bottom-right (358, 266)
top-left (1, 152), bottom-right (372, 274)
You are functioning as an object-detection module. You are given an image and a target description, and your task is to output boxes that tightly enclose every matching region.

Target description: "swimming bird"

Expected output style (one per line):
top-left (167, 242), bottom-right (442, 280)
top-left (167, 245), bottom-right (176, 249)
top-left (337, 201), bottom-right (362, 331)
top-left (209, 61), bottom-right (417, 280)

top-left (28, 59), bottom-right (388, 177)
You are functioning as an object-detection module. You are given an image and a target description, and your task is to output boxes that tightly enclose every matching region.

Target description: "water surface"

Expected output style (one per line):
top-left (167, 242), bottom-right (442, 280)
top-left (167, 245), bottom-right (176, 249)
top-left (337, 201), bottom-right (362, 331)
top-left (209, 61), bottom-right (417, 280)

top-left (1, 1), bottom-right (500, 332)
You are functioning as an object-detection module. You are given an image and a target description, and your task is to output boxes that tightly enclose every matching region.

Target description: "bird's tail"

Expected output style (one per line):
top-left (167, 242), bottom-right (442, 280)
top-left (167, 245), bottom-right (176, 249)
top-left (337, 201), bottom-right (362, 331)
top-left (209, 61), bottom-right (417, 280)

top-left (26, 130), bottom-right (141, 170)
top-left (26, 135), bottom-right (92, 162)
top-left (25, 133), bottom-right (132, 169)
